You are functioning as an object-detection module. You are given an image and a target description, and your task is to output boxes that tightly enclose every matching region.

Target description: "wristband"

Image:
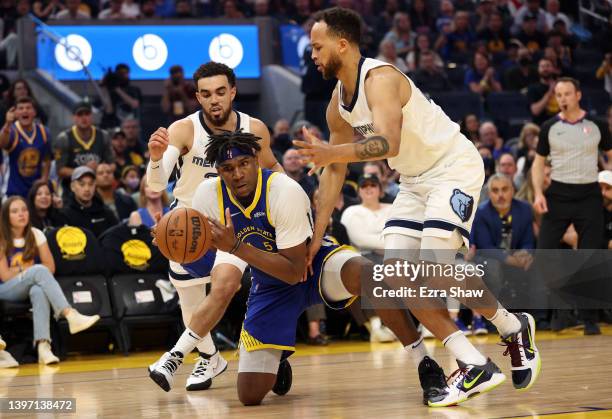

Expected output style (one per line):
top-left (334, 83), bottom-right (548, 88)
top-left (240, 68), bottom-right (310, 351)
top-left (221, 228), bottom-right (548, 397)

top-left (229, 239), bottom-right (242, 254)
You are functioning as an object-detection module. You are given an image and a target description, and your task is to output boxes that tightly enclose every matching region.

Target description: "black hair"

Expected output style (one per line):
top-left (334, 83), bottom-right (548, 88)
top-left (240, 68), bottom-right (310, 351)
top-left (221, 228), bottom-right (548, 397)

top-left (193, 62), bottom-right (236, 87)
top-left (115, 63), bottom-right (130, 72)
top-left (205, 130), bottom-right (262, 165)
top-left (313, 7), bottom-right (362, 45)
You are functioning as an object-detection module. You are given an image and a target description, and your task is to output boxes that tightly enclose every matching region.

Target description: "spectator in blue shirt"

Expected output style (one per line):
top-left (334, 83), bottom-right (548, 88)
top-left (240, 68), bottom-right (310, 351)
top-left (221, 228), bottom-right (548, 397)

top-left (464, 51), bottom-right (502, 95)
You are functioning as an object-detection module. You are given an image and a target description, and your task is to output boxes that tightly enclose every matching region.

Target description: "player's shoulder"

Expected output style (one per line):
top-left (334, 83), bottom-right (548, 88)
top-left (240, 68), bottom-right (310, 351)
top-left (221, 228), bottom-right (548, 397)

top-left (268, 172), bottom-right (308, 198)
top-left (195, 177), bottom-right (219, 195)
top-left (168, 114), bottom-right (195, 138)
top-left (247, 116), bottom-right (268, 137)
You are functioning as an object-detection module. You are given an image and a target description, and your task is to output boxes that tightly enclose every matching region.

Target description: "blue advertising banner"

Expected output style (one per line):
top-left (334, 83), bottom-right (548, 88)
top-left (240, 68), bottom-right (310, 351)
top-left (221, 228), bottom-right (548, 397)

top-left (37, 25), bottom-right (261, 80)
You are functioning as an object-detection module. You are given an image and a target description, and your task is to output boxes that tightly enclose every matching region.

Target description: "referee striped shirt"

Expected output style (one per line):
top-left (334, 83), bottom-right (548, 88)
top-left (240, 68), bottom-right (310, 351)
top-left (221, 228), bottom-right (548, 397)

top-left (537, 114), bottom-right (611, 184)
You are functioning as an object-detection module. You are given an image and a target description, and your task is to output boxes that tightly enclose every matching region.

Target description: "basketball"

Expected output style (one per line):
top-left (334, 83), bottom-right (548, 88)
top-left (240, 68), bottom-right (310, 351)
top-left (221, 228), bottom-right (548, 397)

top-left (155, 208), bottom-right (211, 264)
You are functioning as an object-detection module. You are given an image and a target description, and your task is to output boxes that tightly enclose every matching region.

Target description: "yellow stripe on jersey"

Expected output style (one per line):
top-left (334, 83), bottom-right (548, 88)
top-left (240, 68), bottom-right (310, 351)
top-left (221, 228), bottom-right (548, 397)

top-left (265, 172), bottom-right (279, 227)
top-left (225, 168), bottom-right (263, 219)
top-left (217, 177), bottom-right (225, 225)
top-left (318, 245), bottom-right (359, 310)
top-left (240, 327), bottom-right (295, 352)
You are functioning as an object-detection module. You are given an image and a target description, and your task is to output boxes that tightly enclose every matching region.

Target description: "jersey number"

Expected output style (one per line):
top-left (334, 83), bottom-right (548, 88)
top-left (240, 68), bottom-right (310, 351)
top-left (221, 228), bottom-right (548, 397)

top-left (263, 241), bottom-right (273, 251)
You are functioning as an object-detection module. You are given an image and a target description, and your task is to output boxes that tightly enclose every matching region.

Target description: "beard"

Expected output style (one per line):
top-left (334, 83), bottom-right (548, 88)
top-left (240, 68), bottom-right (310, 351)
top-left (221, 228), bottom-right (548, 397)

top-left (204, 106), bottom-right (232, 127)
top-left (321, 53), bottom-right (342, 80)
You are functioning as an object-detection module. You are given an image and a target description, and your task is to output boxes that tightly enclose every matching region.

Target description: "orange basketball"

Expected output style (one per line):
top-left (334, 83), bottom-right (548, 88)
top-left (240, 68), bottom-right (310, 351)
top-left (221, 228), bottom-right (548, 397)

top-left (155, 208), bottom-right (212, 264)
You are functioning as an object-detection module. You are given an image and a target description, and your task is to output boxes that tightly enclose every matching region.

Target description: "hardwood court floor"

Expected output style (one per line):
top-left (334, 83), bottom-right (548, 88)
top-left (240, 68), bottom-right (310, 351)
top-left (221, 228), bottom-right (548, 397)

top-left (2, 327), bottom-right (612, 418)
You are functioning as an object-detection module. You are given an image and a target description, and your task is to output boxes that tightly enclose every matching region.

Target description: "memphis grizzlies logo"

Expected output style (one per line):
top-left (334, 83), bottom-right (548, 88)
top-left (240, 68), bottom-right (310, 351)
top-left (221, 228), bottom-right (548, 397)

top-left (449, 189), bottom-right (474, 222)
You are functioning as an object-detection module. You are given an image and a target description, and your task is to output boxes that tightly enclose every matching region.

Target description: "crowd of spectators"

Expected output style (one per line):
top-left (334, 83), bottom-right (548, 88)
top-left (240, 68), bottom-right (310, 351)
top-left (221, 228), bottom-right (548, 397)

top-left (0, 0), bottom-right (611, 363)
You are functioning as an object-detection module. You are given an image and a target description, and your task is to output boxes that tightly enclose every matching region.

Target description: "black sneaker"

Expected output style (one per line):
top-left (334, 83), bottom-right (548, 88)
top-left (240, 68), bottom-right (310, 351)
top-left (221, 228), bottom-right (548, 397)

top-left (584, 321), bottom-right (601, 336)
top-left (428, 359), bottom-right (506, 407)
top-left (418, 356), bottom-right (447, 405)
top-left (500, 312), bottom-right (541, 391)
top-left (272, 359), bottom-right (292, 396)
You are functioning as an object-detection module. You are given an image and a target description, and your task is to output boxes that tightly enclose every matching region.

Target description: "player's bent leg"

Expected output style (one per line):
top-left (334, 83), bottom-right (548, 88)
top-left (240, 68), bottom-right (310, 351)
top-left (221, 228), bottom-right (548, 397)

top-left (383, 233), bottom-right (505, 406)
top-left (323, 250), bottom-right (447, 405)
top-left (188, 263), bottom-right (242, 338)
top-left (422, 234), bottom-right (541, 392)
top-left (237, 346), bottom-right (284, 406)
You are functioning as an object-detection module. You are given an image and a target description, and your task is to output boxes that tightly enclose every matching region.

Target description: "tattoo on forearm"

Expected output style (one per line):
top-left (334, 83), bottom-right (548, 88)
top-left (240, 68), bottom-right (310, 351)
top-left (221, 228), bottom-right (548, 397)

top-left (356, 136), bottom-right (390, 159)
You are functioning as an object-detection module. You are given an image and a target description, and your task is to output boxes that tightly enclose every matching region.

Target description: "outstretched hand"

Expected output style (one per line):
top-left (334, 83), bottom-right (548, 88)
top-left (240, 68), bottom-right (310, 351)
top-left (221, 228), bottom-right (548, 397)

top-left (293, 126), bottom-right (333, 175)
top-left (150, 212), bottom-right (162, 246)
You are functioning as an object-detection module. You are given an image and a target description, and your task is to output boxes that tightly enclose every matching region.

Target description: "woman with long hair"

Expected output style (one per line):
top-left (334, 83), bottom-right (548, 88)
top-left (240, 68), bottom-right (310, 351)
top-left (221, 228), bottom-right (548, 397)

top-left (128, 178), bottom-right (169, 228)
top-left (406, 33), bottom-right (443, 71)
top-left (460, 113), bottom-right (480, 144)
top-left (27, 180), bottom-right (68, 233)
top-left (516, 123), bottom-right (540, 178)
top-left (0, 197), bottom-right (100, 364)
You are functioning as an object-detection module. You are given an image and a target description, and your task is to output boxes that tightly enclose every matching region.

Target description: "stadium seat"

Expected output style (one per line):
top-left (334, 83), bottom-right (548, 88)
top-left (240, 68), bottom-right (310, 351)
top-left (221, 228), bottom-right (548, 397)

top-left (446, 64), bottom-right (468, 89)
top-left (109, 273), bottom-right (180, 354)
top-left (46, 226), bottom-right (107, 277)
top-left (583, 89), bottom-right (610, 117)
top-left (431, 91), bottom-right (483, 121)
top-left (99, 223), bottom-right (169, 276)
top-left (54, 275), bottom-right (123, 356)
top-left (486, 92), bottom-right (532, 139)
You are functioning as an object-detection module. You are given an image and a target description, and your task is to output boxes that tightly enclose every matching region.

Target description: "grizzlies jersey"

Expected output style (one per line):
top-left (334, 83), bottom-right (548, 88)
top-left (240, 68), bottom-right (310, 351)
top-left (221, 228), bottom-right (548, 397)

top-left (3, 122), bottom-right (51, 197)
top-left (336, 57), bottom-right (470, 177)
top-left (171, 110), bottom-right (251, 208)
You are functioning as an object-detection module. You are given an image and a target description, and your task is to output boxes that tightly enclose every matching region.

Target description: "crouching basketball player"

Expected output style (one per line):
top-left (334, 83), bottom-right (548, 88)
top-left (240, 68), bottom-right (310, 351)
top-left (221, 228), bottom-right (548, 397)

top-left (149, 130), bottom-right (448, 406)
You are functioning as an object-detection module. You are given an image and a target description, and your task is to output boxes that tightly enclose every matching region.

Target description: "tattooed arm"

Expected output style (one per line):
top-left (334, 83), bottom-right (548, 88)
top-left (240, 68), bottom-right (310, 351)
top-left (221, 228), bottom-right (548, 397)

top-left (295, 67), bottom-right (405, 166)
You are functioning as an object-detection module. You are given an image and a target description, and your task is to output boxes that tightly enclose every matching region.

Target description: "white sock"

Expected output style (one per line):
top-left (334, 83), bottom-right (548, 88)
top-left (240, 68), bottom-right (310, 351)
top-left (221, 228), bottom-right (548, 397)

top-left (404, 337), bottom-right (429, 368)
top-left (486, 308), bottom-right (521, 337)
top-left (443, 331), bottom-right (487, 366)
top-left (171, 327), bottom-right (202, 357)
top-left (370, 316), bottom-right (382, 330)
top-left (196, 333), bottom-right (217, 356)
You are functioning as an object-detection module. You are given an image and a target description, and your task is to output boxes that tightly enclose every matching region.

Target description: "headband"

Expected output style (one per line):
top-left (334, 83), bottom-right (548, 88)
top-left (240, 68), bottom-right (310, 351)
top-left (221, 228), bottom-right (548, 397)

top-left (215, 146), bottom-right (254, 165)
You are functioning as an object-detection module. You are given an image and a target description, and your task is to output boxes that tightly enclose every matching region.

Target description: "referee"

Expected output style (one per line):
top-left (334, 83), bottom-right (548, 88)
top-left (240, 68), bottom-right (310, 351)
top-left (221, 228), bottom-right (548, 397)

top-left (532, 77), bottom-right (612, 335)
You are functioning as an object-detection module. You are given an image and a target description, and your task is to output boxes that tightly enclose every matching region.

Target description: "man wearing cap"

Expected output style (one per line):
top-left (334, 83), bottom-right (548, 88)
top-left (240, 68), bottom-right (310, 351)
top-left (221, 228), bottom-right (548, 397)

top-left (61, 166), bottom-right (118, 237)
top-left (54, 101), bottom-right (114, 198)
top-left (599, 170), bottom-right (612, 249)
top-left (513, 0), bottom-right (548, 35)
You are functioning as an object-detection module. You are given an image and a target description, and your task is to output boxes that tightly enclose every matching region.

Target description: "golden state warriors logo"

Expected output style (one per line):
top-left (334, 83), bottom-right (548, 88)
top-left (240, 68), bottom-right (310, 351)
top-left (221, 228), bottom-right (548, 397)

top-left (121, 240), bottom-right (151, 271)
top-left (56, 226), bottom-right (87, 260)
top-left (9, 252), bottom-right (34, 270)
top-left (18, 148), bottom-right (41, 177)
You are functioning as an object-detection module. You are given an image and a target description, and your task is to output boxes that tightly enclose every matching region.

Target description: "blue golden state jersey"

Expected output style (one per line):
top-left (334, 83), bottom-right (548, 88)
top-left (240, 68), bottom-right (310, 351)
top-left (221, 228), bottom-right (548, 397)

top-left (212, 168), bottom-right (355, 352)
top-left (3, 122), bottom-right (51, 197)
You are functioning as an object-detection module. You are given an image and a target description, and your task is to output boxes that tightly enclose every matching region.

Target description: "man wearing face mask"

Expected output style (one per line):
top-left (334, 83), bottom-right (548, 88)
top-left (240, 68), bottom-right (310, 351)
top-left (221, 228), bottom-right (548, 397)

top-left (161, 65), bottom-right (198, 124)
top-left (504, 47), bottom-right (539, 92)
top-left (527, 58), bottom-right (559, 125)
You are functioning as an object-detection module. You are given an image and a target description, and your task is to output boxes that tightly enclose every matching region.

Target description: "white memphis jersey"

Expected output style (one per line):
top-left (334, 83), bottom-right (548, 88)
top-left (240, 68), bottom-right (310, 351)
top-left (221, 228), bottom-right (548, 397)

top-left (171, 110), bottom-right (251, 208)
top-left (337, 57), bottom-right (463, 177)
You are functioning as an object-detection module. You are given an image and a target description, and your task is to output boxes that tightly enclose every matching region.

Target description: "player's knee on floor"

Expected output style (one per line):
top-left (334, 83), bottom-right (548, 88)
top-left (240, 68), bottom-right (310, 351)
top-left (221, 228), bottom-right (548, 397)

top-left (237, 373), bottom-right (276, 406)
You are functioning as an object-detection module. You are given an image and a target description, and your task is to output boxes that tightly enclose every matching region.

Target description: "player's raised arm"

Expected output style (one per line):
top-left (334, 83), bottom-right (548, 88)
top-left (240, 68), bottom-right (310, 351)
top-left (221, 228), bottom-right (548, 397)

top-left (250, 117), bottom-right (284, 173)
top-left (146, 118), bottom-right (192, 192)
top-left (294, 68), bottom-right (403, 169)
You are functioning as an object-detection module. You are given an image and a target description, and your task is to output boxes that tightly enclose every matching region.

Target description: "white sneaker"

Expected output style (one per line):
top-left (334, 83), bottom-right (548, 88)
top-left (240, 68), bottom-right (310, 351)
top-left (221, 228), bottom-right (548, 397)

top-left (0, 335), bottom-right (5, 351)
top-left (37, 341), bottom-right (59, 365)
top-left (370, 325), bottom-right (398, 343)
top-left (149, 351), bottom-right (184, 392)
top-left (65, 309), bottom-right (100, 334)
top-left (0, 350), bottom-right (18, 368)
top-left (428, 359), bottom-right (506, 407)
top-left (186, 351), bottom-right (228, 391)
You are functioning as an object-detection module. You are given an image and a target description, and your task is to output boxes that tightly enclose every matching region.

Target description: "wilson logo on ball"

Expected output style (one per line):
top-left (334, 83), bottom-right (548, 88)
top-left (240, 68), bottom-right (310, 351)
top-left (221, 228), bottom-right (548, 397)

top-left (189, 217), bottom-right (202, 254)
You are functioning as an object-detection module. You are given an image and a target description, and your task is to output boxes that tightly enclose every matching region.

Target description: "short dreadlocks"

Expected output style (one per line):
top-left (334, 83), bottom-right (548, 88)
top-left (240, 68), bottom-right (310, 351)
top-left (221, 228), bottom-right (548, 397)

top-left (204, 130), bottom-right (262, 165)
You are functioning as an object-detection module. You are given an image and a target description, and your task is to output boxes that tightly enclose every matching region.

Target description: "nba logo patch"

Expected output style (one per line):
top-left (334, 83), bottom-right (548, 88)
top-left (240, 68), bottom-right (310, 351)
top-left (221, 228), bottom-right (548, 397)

top-left (449, 189), bottom-right (474, 222)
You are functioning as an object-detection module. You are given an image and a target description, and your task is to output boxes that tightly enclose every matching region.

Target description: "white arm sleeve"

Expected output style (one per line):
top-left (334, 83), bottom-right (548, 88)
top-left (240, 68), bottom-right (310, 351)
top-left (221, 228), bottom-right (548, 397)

top-left (146, 145), bottom-right (181, 192)
top-left (269, 175), bottom-right (313, 249)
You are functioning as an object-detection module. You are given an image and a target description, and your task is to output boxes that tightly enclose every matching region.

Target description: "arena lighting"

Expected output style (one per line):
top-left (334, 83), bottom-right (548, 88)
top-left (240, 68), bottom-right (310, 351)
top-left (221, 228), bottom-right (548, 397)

top-left (37, 25), bottom-right (261, 80)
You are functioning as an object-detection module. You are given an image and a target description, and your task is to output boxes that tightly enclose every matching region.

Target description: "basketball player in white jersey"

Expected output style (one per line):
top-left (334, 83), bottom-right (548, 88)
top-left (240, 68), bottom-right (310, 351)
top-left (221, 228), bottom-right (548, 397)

top-left (294, 8), bottom-right (541, 407)
top-left (146, 62), bottom-right (282, 391)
